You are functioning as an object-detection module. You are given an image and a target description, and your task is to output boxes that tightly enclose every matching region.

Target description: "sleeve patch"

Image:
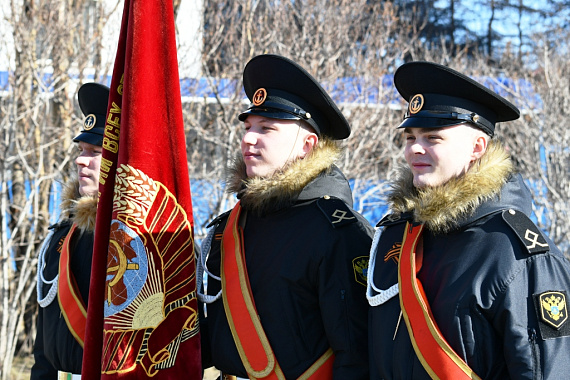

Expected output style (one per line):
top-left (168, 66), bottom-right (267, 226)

top-left (533, 290), bottom-right (570, 340)
top-left (501, 209), bottom-right (550, 255)
top-left (353, 256), bottom-right (369, 287)
top-left (316, 196), bottom-right (357, 228)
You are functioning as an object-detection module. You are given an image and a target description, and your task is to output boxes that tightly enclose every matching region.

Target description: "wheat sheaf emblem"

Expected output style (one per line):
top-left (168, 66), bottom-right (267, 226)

top-left (113, 164), bottom-right (157, 224)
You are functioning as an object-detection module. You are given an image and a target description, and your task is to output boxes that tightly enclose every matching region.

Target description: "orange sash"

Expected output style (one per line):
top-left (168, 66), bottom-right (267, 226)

top-left (398, 222), bottom-right (480, 380)
top-left (57, 223), bottom-right (87, 347)
top-left (221, 202), bottom-right (334, 379)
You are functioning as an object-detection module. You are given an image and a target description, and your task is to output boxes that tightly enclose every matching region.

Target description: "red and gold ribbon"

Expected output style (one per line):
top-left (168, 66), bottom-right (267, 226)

top-left (398, 222), bottom-right (480, 380)
top-left (58, 223), bottom-right (87, 347)
top-left (221, 202), bottom-right (334, 379)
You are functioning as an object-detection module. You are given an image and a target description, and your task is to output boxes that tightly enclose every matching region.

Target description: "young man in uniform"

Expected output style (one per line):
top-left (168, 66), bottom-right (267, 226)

top-left (198, 54), bottom-right (372, 379)
top-left (32, 83), bottom-right (109, 379)
top-left (367, 61), bottom-right (570, 379)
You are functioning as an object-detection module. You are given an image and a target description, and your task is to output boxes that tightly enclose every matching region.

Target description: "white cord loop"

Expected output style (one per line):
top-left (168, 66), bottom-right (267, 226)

top-left (37, 230), bottom-right (58, 308)
top-left (197, 225), bottom-right (222, 304)
top-left (366, 226), bottom-right (399, 307)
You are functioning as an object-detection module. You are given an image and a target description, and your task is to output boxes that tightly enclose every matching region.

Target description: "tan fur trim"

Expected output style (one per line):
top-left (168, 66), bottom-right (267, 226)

top-left (390, 139), bottom-right (514, 234)
top-left (59, 176), bottom-right (98, 232)
top-left (60, 177), bottom-right (82, 220)
top-left (227, 139), bottom-right (342, 215)
top-left (74, 195), bottom-right (98, 232)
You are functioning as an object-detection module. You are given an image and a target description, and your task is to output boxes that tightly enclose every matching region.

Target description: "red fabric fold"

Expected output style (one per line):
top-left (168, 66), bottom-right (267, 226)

top-left (82, 0), bottom-right (201, 378)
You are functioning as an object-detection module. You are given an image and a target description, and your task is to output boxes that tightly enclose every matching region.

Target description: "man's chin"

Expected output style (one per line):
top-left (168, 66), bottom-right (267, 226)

top-left (78, 185), bottom-right (97, 197)
top-left (412, 176), bottom-right (432, 189)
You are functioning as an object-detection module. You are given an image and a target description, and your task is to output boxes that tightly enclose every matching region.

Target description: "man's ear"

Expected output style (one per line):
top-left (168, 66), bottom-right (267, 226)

top-left (472, 134), bottom-right (488, 160)
top-left (301, 133), bottom-right (318, 158)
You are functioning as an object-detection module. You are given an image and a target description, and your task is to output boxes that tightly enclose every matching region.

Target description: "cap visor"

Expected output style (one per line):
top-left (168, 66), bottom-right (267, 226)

top-left (238, 108), bottom-right (301, 122)
top-left (397, 116), bottom-right (469, 129)
top-left (73, 131), bottom-right (104, 146)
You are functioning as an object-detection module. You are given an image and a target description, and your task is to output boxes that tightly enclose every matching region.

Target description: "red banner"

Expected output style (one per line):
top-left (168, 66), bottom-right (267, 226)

top-left (82, 0), bottom-right (201, 378)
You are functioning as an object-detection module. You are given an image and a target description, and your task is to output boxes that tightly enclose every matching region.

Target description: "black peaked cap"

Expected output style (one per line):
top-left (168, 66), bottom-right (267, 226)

top-left (239, 54), bottom-right (351, 140)
top-left (73, 82), bottom-right (110, 146)
top-left (394, 61), bottom-right (520, 136)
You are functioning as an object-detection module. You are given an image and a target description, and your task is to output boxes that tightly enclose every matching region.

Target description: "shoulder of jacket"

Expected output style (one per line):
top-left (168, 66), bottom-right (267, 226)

top-left (501, 208), bottom-right (551, 255)
top-left (315, 195), bottom-right (358, 228)
top-left (206, 210), bottom-right (232, 229)
top-left (376, 212), bottom-right (412, 228)
top-left (48, 219), bottom-right (72, 231)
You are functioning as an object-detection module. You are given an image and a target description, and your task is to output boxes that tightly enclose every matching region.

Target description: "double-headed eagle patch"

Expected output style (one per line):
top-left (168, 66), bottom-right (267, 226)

top-left (534, 290), bottom-right (570, 340)
top-left (539, 291), bottom-right (567, 329)
top-left (353, 256), bottom-right (369, 287)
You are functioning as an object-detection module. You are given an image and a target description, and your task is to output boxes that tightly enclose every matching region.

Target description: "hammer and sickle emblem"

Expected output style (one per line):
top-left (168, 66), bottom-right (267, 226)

top-left (84, 114), bottom-right (96, 130)
top-left (331, 209), bottom-right (356, 224)
top-left (106, 239), bottom-right (140, 306)
top-left (252, 88), bottom-right (267, 106)
top-left (409, 94), bottom-right (424, 114)
top-left (524, 229), bottom-right (549, 249)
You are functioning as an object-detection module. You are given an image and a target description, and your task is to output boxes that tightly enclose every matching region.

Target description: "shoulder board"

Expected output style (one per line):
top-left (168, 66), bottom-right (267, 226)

top-left (502, 209), bottom-right (550, 255)
top-left (206, 209), bottom-right (232, 229)
top-left (376, 212), bottom-right (412, 228)
top-left (316, 196), bottom-right (357, 228)
top-left (48, 219), bottom-right (71, 231)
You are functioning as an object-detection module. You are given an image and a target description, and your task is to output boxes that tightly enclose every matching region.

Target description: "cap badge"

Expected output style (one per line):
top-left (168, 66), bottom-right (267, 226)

top-left (409, 94), bottom-right (424, 114)
top-left (252, 88), bottom-right (267, 106)
top-left (84, 114), bottom-right (97, 130)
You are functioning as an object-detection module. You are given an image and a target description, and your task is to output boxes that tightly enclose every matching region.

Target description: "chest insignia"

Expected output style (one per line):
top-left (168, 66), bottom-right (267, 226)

top-left (353, 256), bottom-right (369, 287)
top-left (384, 242), bottom-right (401, 264)
top-left (56, 235), bottom-right (66, 254)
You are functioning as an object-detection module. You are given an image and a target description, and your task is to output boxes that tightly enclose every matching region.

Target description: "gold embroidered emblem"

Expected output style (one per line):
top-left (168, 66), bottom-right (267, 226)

top-left (84, 114), bottom-right (96, 130)
top-left (101, 164), bottom-right (199, 375)
top-left (539, 291), bottom-right (567, 329)
top-left (353, 256), bottom-right (369, 286)
top-left (252, 88), bottom-right (267, 106)
top-left (331, 209), bottom-right (355, 224)
top-left (384, 242), bottom-right (401, 264)
top-left (409, 94), bottom-right (424, 114)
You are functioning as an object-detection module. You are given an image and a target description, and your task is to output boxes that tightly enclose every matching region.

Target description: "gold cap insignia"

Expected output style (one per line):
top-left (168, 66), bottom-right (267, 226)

top-left (409, 94), bottom-right (424, 114)
top-left (252, 88), bottom-right (267, 106)
top-left (539, 291), bottom-right (567, 329)
top-left (84, 114), bottom-right (96, 130)
top-left (353, 256), bottom-right (369, 287)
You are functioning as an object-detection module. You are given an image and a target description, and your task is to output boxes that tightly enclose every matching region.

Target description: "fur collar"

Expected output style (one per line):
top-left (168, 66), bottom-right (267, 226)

top-left (226, 139), bottom-right (342, 215)
top-left (59, 177), bottom-right (98, 232)
top-left (389, 139), bottom-right (514, 234)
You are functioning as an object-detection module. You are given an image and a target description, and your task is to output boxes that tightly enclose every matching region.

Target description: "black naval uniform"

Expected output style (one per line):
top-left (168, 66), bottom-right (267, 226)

top-left (32, 81), bottom-right (107, 379)
top-left (368, 61), bottom-right (570, 379)
top-left (200, 144), bottom-right (373, 379)
top-left (368, 146), bottom-right (570, 379)
top-left (32, 182), bottom-right (97, 379)
top-left (199, 54), bottom-right (372, 379)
